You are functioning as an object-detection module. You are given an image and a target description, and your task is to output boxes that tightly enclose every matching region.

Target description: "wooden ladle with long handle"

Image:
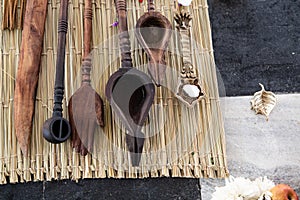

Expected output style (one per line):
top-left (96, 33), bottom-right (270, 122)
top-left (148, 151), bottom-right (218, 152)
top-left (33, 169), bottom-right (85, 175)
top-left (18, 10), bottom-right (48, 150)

top-left (105, 0), bottom-right (155, 166)
top-left (43, 0), bottom-right (71, 143)
top-left (68, 0), bottom-right (104, 156)
top-left (135, 0), bottom-right (172, 86)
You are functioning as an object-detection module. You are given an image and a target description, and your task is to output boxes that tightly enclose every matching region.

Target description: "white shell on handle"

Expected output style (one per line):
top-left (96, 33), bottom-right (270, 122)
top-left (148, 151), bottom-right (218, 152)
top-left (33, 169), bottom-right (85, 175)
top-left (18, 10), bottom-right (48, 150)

top-left (183, 84), bottom-right (201, 98)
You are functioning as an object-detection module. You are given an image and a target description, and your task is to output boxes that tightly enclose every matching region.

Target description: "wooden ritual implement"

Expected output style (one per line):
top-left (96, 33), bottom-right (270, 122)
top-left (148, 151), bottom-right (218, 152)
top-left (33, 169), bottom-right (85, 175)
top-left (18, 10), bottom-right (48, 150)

top-left (42, 0), bottom-right (71, 144)
top-left (14, 0), bottom-right (48, 155)
top-left (105, 0), bottom-right (155, 166)
top-left (68, 0), bottom-right (104, 156)
top-left (175, 11), bottom-right (204, 107)
top-left (135, 0), bottom-right (172, 86)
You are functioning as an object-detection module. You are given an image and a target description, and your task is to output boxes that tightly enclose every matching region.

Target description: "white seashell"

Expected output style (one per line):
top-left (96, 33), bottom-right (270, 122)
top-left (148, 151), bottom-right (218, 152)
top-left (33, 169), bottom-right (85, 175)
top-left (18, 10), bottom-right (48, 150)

top-left (178, 0), bottom-right (193, 6)
top-left (183, 84), bottom-right (200, 98)
top-left (250, 83), bottom-right (277, 121)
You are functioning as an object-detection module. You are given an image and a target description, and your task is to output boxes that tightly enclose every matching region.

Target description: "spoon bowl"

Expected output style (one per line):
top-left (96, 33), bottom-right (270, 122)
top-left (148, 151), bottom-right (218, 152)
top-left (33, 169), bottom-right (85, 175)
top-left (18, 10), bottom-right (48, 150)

top-left (106, 67), bottom-right (155, 134)
top-left (43, 116), bottom-right (71, 144)
top-left (135, 11), bottom-right (172, 86)
top-left (106, 67), bottom-right (155, 166)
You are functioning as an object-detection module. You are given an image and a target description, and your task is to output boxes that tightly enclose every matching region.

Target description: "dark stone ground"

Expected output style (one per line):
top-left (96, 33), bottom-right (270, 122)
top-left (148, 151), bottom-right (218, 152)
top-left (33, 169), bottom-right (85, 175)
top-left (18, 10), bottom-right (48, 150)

top-left (0, 178), bottom-right (201, 200)
top-left (0, 0), bottom-right (299, 199)
top-left (209, 0), bottom-right (300, 96)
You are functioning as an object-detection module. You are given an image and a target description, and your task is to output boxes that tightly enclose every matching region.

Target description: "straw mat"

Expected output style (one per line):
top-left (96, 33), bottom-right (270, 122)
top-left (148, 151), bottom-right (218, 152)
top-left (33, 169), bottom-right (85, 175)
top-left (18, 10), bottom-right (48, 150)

top-left (0, 0), bottom-right (228, 184)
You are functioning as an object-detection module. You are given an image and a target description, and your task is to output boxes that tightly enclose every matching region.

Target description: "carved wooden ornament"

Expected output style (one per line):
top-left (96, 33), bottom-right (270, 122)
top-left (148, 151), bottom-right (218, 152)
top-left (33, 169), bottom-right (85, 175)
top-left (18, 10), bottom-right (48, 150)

top-left (175, 11), bottom-right (205, 107)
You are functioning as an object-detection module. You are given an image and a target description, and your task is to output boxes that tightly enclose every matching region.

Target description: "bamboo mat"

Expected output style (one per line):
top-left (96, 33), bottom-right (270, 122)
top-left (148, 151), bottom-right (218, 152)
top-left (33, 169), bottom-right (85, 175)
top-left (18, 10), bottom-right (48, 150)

top-left (0, 0), bottom-right (228, 184)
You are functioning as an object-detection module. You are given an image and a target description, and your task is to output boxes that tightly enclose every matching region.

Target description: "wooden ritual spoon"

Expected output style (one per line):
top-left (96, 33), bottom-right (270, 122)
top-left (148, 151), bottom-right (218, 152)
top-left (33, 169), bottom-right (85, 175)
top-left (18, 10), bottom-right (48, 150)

top-left (174, 11), bottom-right (204, 107)
top-left (43, 0), bottom-right (71, 144)
top-left (105, 0), bottom-right (155, 166)
top-left (135, 0), bottom-right (172, 86)
top-left (68, 0), bottom-right (104, 156)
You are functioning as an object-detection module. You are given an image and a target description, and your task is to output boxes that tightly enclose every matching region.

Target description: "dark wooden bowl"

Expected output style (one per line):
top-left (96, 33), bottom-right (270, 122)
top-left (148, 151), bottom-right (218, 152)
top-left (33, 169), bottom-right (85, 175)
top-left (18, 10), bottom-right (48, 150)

top-left (106, 67), bottom-right (155, 134)
top-left (105, 67), bottom-right (155, 166)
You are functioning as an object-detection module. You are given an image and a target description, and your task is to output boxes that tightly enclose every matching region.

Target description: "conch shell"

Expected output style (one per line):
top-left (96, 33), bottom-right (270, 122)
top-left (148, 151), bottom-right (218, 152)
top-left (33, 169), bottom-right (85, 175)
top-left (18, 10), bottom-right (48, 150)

top-left (250, 83), bottom-right (277, 121)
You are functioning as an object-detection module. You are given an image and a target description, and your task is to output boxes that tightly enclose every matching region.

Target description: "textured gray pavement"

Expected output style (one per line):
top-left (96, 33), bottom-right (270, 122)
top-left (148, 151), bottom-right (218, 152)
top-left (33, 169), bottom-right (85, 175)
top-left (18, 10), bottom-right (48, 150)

top-left (201, 94), bottom-right (300, 200)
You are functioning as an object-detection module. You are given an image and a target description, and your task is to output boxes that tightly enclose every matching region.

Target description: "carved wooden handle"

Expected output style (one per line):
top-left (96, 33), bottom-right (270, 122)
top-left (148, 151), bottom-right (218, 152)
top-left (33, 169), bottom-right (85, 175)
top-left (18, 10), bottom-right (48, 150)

top-left (175, 11), bottom-right (196, 79)
top-left (180, 31), bottom-right (191, 65)
top-left (175, 11), bottom-right (205, 107)
top-left (81, 0), bottom-right (93, 83)
top-left (84, 0), bottom-right (93, 58)
top-left (148, 0), bottom-right (155, 11)
top-left (115, 0), bottom-right (132, 68)
top-left (53, 0), bottom-right (69, 117)
top-left (81, 57), bottom-right (92, 83)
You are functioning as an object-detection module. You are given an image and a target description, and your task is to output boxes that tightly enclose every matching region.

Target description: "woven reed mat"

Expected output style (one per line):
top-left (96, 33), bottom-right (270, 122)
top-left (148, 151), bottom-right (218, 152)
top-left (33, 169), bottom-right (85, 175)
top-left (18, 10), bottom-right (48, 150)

top-left (0, 0), bottom-right (228, 184)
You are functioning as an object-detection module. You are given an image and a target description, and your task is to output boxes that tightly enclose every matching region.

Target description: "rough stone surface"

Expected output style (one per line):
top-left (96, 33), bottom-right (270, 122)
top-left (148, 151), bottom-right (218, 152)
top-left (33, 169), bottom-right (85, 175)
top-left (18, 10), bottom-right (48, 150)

top-left (201, 94), bottom-right (300, 199)
top-left (0, 178), bottom-right (201, 200)
top-left (0, 182), bottom-right (43, 200)
top-left (43, 178), bottom-right (201, 200)
top-left (209, 0), bottom-right (300, 96)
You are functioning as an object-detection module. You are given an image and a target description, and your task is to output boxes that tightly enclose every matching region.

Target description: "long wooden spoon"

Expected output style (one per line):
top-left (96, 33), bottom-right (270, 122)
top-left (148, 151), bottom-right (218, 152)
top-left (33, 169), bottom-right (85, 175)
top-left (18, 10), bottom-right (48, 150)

top-left (68, 0), bottom-right (104, 156)
top-left (135, 0), bottom-right (172, 86)
top-left (105, 0), bottom-right (155, 166)
top-left (43, 0), bottom-right (71, 144)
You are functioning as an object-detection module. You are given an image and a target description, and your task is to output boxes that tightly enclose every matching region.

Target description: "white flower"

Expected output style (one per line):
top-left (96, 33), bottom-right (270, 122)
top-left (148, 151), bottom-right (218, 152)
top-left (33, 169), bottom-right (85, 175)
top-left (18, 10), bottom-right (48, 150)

top-left (254, 177), bottom-right (275, 195)
top-left (178, 0), bottom-right (192, 6)
top-left (211, 176), bottom-right (275, 200)
top-left (258, 191), bottom-right (273, 200)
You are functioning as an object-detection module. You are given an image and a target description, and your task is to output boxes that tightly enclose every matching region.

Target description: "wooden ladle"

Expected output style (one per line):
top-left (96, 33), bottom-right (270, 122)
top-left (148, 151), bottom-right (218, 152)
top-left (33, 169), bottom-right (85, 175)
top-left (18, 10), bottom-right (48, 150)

top-left (105, 0), bottom-right (155, 166)
top-left (43, 0), bottom-right (71, 143)
top-left (68, 0), bottom-right (104, 156)
top-left (135, 0), bottom-right (172, 86)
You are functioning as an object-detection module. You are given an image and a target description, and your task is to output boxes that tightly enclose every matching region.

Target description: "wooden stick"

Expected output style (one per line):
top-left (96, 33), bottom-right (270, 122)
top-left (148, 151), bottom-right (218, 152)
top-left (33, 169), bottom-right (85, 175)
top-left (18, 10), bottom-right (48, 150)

top-left (14, 0), bottom-right (48, 156)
